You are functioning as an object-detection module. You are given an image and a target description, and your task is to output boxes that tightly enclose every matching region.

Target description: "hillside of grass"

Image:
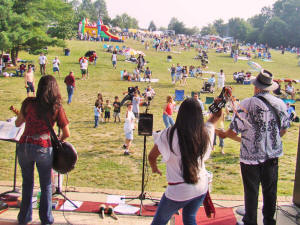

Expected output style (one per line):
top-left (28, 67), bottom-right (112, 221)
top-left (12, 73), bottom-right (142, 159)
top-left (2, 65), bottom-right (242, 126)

top-left (0, 39), bottom-right (299, 195)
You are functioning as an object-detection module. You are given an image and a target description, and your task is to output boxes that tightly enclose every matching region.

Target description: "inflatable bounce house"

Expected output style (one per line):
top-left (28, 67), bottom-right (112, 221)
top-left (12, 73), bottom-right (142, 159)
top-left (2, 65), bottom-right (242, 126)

top-left (78, 18), bottom-right (122, 42)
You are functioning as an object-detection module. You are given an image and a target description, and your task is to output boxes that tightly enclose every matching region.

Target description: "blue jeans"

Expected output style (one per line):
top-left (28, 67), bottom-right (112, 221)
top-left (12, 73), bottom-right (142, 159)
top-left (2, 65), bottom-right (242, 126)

top-left (171, 73), bottom-right (175, 82)
top-left (163, 114), bottom-right (175, 128)
top-left (94, 115), bottom-right (99, 127)
top-left (213, 132), bottom-right (224, 147)
top-left (151, 193), bottom-right (206, 225)
top-left (67, 85), bottom-right (74, 104)
top-left (17, 143), bottom-right (53, 225)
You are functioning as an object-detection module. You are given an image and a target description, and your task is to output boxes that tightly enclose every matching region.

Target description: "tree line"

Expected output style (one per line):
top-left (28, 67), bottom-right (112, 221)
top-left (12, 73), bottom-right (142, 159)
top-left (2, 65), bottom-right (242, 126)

top-left (0, 0), bottom-right (299, 66)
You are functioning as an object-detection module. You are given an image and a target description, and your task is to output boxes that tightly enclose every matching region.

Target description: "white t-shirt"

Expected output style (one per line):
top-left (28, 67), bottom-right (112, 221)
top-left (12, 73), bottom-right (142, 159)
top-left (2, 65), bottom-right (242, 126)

top-left (153, 122), bottom-right (214, 201)
top-left (112, 54), bottom-right (117, 62)
top-left (80, 59), bottom-right (88, 70)
top-left (53, 59), bottom-right (60, 68)
top-left (124, 111), bottom-right (135, 132)
top-left (39, 55), bottom-right (47, 65)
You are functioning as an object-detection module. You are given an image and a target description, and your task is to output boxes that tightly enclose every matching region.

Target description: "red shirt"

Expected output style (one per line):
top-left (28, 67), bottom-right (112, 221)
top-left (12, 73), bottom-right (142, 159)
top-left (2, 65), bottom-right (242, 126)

top-left (64, 74), bottom-right (75, 87)
top-left (165, 103), bottom-right (173, 116)
top-left (19, 97), bottom-right (69, 147)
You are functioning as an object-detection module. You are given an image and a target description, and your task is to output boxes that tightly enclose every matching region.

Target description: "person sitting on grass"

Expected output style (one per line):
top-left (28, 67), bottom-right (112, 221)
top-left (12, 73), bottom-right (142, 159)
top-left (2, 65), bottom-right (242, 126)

top-left (285, 82), bottom-right (295, 100)
top-left (132, 67), bottom-right (140, 81)
top-left (123, 103), bottom-right (135, 156)
top-left (104, 99), bottom-right (111, 123)
top-left (144, 67), bottom-right (152, 82)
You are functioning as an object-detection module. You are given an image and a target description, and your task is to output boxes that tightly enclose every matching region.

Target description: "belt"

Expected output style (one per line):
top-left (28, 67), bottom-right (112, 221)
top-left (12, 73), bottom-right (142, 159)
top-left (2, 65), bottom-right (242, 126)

top-left (168, 182), bottom-right (184, 185)
top-left (26, 134), bottom-right (50, 140)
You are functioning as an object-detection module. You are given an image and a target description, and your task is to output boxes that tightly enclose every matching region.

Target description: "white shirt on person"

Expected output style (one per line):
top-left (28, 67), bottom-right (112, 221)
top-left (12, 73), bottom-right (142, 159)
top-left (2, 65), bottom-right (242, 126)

top-left (52, 59), bottom-right (60, 68)
top-left (153, 122), bottom-right (214, 201)
top-left (124, 110), bottom-right (135, 132)
top-left (80, 59), bottom-right (88, 70)
top-left (112, 54), bottom-right (117, 62)
top-left (39, 55), bottom-right (47, 65)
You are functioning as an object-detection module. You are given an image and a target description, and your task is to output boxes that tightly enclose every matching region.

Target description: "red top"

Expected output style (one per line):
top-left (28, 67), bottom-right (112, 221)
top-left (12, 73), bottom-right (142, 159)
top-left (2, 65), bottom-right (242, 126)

top-left (64, 74), bottom-right (75, 87)
top-left (165, 103), bottom-right (173, 116)
top-left (19, 97), bottom-right (69, 147)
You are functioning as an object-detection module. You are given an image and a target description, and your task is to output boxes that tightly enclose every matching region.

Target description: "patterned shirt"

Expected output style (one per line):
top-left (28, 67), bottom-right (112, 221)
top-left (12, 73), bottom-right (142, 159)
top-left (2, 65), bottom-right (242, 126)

top-left (230, 93), bottom-right (289, 164)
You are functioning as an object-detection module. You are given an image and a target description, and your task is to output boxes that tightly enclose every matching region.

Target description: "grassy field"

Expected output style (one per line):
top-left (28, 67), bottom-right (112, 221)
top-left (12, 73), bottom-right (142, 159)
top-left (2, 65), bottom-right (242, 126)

top-left (0, 39), bottom-right (299, 196)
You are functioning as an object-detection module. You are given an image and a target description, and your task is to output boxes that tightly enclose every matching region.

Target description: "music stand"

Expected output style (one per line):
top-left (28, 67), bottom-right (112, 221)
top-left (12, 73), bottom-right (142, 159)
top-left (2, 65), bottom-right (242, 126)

top-left (0, 141), bottom-right (20, 197)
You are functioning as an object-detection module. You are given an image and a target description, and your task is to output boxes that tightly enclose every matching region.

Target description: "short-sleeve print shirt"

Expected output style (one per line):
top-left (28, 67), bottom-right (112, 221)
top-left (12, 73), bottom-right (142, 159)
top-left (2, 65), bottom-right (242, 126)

top-left (230, 93), bottom-right (289, 164)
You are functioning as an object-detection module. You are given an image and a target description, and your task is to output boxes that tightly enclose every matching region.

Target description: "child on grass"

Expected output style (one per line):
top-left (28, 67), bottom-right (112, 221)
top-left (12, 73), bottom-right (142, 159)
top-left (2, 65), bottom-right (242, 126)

top-left (104, 99), bottom-right (111, 123)
top-left (113, 96), bottom-right (121, 123)
top-left (94, 101), bottom-right (101, 128)
top-left (123, 103), bottom-right (135, 155)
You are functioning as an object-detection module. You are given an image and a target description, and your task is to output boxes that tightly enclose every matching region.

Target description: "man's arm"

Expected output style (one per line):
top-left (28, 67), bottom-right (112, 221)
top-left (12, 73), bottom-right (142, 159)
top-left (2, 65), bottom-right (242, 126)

top-left (216, 128), bottom-right (241, 142)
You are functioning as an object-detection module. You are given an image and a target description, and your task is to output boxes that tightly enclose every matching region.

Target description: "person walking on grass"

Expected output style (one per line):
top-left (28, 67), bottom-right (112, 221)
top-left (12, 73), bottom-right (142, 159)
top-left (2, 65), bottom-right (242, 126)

top-left (38, 53), bottom-right (47, 75)
top-left (163, 96), bottom-right (176, 128)
top-left (25, 66), bottom-right (35, 97)
top-left (64, 71), bottom-right (75, 104)
top-left (94, 101), bottom-right (101, 128)
top-left (113, 96), bottom-right (121, 123)
top-left (52, 56), bottom-right (60, 77)
top-left (104, 99), bottom-right (112, 123)
top-left (123, 103), bottom-right (135, 156)
top-left (80, 57), bottom-right (88, 80)
top-left (112, 49), bottom-right (117, 69)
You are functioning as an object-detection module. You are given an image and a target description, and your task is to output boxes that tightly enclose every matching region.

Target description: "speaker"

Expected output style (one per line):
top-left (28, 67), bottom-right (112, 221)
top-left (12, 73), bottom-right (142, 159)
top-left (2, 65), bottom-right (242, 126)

top-left (138, 113), bottom-right (153, 136)
top-left (293, 127), bottom-right (300, 207)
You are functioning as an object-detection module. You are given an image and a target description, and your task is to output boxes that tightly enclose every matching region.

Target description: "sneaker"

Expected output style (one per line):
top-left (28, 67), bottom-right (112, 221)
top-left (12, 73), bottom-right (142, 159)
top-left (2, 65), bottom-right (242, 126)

top-left (124, 151), bottom-right (130, 156)
top-left (122, 144), bottom-right (127, 149)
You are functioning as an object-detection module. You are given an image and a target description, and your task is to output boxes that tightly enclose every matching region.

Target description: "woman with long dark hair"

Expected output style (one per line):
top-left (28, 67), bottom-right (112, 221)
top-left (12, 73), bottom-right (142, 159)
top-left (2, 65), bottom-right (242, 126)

top-left (149, 98), bottom-right (221, 225)
top-left (15, 75), bottom-right (70, 225)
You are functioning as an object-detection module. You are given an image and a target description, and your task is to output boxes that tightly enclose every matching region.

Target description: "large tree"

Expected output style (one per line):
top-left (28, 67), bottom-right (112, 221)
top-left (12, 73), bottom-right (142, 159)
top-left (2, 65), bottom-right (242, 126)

top-left (227, 18), bottom-right (253, 41)
top-left (168, 17), bottom-right (186, 34)
top-left (261, 17), bottom-right (288, 47)
top-left (111, 13), bottom-right (138, 29)
top-left (148, 20), bottom-right (156, 31)
top-left (1, 0), bottom-right (71, 65)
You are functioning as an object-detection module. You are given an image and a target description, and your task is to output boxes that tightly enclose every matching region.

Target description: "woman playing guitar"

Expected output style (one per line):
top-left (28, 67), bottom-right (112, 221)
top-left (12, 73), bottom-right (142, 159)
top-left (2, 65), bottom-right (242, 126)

top-left (14, 75), bottom-right (70, 225)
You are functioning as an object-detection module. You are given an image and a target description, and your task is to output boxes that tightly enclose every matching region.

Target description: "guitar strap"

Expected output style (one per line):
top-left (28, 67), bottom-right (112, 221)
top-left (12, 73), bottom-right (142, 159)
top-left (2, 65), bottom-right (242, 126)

top-left (255, 95), bottom-right (281, 130)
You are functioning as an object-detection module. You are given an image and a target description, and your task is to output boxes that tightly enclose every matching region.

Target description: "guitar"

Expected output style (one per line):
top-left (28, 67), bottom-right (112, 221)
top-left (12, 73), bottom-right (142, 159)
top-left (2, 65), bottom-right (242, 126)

top-left (209, 87), bottom-right (233, 113)
top-left (9, 105), bottom-right (77, 174)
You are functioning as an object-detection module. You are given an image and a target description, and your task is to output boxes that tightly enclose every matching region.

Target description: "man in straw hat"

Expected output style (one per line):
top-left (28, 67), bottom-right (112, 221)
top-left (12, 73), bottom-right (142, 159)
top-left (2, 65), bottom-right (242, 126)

top-left (217, 70), bottom-right (290, 225)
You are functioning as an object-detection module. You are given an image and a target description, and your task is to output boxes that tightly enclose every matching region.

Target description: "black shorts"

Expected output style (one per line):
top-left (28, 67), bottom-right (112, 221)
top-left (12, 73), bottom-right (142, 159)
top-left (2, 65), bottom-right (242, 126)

top-left (26, 81), bottom-right (35, 93)
top-left (104, 111), bottom-right (110, 119)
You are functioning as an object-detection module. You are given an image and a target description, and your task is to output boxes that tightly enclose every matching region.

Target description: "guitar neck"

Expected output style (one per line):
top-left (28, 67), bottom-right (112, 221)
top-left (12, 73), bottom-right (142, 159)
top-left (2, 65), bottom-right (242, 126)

top-left (9, 106), bottom-right (19, 116)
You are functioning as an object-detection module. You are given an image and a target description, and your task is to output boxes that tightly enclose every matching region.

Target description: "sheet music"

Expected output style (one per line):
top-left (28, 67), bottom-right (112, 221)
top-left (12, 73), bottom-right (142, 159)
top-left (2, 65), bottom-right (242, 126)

top-left (0, 117), bottom-right (25, 141)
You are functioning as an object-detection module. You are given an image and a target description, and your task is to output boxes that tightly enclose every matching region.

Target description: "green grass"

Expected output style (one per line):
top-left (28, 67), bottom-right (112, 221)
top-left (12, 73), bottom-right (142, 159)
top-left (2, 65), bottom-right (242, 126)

top-left (0, 39), bottom-right (299, 196)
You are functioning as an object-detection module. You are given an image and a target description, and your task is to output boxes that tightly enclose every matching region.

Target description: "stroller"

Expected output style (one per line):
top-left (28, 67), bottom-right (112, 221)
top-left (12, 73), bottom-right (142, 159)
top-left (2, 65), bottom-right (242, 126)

top-left (201, 82), bottom-right (214, 93)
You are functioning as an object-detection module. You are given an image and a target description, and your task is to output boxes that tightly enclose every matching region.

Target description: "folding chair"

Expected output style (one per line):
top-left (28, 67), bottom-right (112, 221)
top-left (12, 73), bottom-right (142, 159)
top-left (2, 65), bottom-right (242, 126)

top-left (204, 96), bottom-right (214, 109)
top-left (174, 90), bottom-right (185, 101)
top-left (103, 44), bottom-right (108, 49)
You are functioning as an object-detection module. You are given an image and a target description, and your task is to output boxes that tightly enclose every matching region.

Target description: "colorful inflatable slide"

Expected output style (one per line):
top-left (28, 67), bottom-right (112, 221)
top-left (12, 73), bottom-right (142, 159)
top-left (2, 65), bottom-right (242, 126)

top-left (78, 18), bottom-right (122, 42)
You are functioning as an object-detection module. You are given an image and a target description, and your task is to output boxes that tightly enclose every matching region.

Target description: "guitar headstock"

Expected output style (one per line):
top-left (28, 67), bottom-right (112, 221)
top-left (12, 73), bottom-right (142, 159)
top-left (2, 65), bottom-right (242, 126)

top-left (209, 86), bottom-right (233, 113)
top-left (9, 106), bottom-right (19, 115)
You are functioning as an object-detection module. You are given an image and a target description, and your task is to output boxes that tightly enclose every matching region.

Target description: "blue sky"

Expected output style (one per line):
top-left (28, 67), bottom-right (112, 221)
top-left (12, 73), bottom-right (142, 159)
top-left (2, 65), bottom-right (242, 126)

top-left (106, 0), bottom-right (277, 29)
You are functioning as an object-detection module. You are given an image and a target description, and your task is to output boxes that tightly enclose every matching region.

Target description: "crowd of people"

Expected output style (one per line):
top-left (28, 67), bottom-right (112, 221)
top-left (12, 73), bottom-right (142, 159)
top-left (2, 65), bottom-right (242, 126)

top-left (3, 31), bottom-right (299, 225)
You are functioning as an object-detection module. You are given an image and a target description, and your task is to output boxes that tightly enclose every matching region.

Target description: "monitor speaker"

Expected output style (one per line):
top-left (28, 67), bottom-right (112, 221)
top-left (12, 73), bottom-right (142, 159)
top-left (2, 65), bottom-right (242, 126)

top-left (293, 127), bottom-right (300, 207)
